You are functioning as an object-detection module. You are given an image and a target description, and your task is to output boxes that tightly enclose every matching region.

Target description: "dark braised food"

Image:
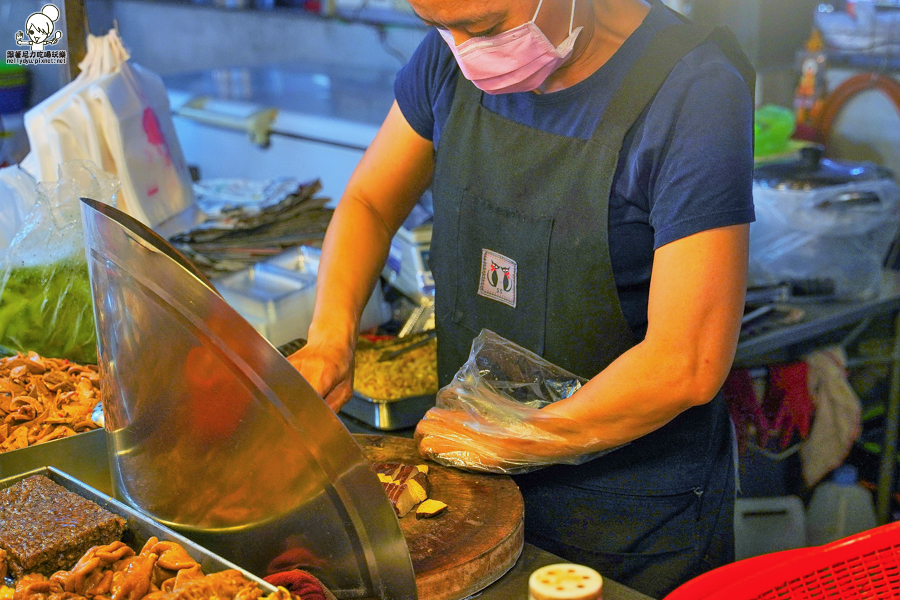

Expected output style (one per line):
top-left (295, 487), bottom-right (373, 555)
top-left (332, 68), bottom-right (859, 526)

top-left (0, 475), bottom-right (125, 578)
top-left (373, 462), bottom-right (436, 518)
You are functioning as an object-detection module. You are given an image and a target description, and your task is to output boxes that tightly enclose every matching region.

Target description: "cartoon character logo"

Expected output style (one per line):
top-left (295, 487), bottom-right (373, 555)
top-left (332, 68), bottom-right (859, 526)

top-left (478, 249), bottom-right (517, 308)
top-left (16, 5), bottom-right (63, 52)
top-left (488, 261), bottom-right (513, 293)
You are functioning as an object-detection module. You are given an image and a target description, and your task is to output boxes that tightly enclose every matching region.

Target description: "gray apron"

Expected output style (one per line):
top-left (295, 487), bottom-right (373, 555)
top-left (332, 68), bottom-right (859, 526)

top-left (430, 10), bottom-right (755, 599)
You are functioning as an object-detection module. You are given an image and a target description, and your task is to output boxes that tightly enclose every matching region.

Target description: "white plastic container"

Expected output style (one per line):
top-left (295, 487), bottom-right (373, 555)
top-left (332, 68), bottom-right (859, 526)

top-left (260, 245), bottom-right (390, 335)
top-left (529, 564), bottom-right (603, 600)
top-left (806, 464), bottom-right (877, 546)
top-left (214, 245), bottom-right (391, 346)
top-left (214, 266), bottom-right (316, 347)
top-left (734, 496), bottom-right (806, 560)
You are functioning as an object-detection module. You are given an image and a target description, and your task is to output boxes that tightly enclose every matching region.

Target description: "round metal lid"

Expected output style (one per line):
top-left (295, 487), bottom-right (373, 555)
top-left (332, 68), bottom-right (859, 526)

top-left (80, 198), bottom-right (417, 600)
top-left (754, 145), bottom-right (895, 191)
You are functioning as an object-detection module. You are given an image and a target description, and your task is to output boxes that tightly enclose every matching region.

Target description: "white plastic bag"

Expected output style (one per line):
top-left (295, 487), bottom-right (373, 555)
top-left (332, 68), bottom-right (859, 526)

top-left (749, 181), bottom-right (900, 299)
top-left (88, 54), bottom-right (193, 227)
top-left (23, 30), bottom-right (192, 228)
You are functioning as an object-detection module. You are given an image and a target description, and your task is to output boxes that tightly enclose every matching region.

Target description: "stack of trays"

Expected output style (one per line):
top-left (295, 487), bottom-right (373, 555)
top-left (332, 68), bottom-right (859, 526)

top-left (215, 264), bottom-right (317, 348)
top-left (214, 245), bottom-right (389, 347)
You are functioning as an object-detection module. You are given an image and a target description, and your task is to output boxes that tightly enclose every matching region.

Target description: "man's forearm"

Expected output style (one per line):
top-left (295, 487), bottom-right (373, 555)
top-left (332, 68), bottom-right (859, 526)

top-left (541, 335), bottom-right (734, 453)
top-left (307, 194), bottom-right (395, 348)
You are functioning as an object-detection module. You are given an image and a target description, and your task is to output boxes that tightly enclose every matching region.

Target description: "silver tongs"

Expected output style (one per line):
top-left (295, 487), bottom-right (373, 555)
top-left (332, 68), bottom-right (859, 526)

top-left (377, 330), bottom-right (437, 362)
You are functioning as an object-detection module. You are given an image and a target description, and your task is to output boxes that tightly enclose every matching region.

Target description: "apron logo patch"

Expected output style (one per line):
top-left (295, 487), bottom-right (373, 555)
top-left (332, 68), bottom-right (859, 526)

top-left (478, 248), bottom-right (517, 308)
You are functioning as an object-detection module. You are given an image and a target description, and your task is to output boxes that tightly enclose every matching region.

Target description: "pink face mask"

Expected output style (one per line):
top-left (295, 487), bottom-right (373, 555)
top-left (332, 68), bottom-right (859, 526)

top-left (439, 0), bottom-right (582, 95)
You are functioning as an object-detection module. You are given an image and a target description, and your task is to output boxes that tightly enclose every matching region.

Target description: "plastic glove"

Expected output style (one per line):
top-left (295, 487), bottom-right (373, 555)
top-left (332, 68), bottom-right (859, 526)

top-left (414, 330), bottom-right (620, 474)
top-left (415, 403), bottom-right (596, 474)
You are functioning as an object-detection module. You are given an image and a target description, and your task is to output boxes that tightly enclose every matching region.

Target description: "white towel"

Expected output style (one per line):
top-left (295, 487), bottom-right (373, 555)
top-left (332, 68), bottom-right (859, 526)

top-left (800, 347), bottom-right (862, 486)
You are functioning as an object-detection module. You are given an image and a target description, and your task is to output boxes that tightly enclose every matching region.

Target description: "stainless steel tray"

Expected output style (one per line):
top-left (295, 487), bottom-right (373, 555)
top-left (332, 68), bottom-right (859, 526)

top-left (0, 430), bottom-right (111, 495)
top-left (340, 392), bottom-right (435, 431)
top-left (0, 466), bottom-right (276, 594)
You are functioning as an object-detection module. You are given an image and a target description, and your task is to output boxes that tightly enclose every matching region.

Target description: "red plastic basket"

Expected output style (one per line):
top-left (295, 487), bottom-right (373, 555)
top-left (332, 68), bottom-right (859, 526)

top-left (664, 521), bottom-right (900, 600)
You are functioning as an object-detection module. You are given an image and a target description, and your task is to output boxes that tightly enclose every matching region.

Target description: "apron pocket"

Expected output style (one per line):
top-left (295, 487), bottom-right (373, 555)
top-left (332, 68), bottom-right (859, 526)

top-left (453, 190), bottom-right (553, 357)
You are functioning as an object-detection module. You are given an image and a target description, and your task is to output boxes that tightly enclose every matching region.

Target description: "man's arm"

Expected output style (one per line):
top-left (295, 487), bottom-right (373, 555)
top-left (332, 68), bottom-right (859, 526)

top-left (417, 223), bottom-right (749, 465)
top-left (289, 101), bottom-right (435, 410)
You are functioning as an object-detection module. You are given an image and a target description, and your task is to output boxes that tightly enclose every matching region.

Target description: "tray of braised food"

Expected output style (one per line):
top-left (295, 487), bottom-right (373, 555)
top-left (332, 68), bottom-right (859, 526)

top-left (0, 467), bottom-right (289, 600)
top-left (0, 352), bottom-right (102, 453)
top-left (342, 333), bottom-right (439, 430)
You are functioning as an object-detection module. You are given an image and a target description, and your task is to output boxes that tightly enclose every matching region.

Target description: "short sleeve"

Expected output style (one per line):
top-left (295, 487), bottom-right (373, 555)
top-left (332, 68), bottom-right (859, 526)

top-left (394, 29), bottom-right (459, 143)
top-left (642, 45), bottom-right (755, 249)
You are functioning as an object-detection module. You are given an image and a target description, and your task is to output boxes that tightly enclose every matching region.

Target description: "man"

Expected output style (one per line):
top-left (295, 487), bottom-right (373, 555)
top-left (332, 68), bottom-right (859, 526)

top-left (290, 0), bottom-right (754, 595)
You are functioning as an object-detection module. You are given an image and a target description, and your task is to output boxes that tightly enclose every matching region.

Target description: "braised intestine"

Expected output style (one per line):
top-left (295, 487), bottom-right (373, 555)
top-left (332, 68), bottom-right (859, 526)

top-left (0, 352), bottom-right (101, 453)
top-left (10, 538), bottom-right (291, 600)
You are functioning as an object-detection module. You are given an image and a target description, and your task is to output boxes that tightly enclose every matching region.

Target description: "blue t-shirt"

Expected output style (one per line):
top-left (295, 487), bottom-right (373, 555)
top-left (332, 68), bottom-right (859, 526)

top-left (394, 2), bottom-right (755, 338)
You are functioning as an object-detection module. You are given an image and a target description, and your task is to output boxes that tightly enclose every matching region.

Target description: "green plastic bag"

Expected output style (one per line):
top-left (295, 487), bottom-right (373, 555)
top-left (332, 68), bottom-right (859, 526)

top-left (0, 160), bottom-right (118, 364)
top-left (754, 104), bottom-right (796, 159)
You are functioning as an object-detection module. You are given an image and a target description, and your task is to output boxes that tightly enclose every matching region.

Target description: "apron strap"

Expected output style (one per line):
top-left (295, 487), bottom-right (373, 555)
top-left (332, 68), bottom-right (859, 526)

top-left (452, 64), bottom-right (484, 106)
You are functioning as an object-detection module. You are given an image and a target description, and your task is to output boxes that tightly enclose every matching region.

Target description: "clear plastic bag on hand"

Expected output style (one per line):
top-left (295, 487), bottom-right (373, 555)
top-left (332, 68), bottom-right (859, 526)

top-left (416, 329), bottom-right (620, 474)
top-left (0, 160), bottom-right (118, 364)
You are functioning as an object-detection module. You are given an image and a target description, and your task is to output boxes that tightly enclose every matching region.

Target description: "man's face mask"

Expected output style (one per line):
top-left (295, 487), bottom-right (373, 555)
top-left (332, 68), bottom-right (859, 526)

top-left (439, 0), bottom-right (582, 94)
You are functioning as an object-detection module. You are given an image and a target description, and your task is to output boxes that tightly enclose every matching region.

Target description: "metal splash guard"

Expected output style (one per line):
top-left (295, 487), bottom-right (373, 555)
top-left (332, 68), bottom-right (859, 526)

top-left (80, 198), bottom-right (417, 600)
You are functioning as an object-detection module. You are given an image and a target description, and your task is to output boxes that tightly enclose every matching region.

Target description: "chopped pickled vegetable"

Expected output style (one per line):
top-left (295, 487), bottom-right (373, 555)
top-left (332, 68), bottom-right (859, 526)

top-left (0, 257), bottom-right (96, 365)
top-left (354, 336), bottom-right (437, 400)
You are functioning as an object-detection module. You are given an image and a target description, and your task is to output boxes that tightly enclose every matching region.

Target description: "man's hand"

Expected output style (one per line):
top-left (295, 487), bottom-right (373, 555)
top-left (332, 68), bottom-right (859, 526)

top-left (415, 404), bottom-right (601, 474)
top-left (288, 340), bottom-right (355, 413)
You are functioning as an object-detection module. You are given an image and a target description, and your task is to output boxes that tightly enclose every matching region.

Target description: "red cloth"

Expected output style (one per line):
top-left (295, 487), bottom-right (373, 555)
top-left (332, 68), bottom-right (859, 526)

top-left (264, 570), bottom-right (327, 600)
top-left (724, 362), bottom-right (815, 453)
top-left (767, 361), bottom-right (813, 449)
top-left (723, 368), bottom-right (765, 454)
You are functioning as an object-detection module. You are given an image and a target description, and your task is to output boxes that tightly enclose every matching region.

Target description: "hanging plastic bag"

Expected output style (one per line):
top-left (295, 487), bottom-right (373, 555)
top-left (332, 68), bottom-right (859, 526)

top-left (0, 165), bottom-right (39, 258)
top-left (748, 180), bottom-right (900, 299)
top-left (416, 329), bottom-right (622, 474)
top-left (22, 30), bottom-right (192, 229)
top-left (0, 160), bottom-right (119, 364)
top-left (86, 37), bottom-right (193, 227)
top-left (21, 35), bottom-right (106, 181)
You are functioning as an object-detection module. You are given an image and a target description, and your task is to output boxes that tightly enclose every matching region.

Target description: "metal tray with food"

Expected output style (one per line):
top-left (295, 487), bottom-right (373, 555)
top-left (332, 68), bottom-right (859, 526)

top-left (341, 391), bottom-right (435, 431)
top-left (0, 351), bottom-right (110, 491)
top-left (0, 428), bottom-right (110, 493)
top-left (0, 466), bottom-right (278, 595)
top-left (345, 333), bottom-right (438, 430)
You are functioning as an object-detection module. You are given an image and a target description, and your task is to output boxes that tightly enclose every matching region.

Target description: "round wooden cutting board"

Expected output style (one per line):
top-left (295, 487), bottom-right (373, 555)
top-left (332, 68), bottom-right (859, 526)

top-left (354, 434), bottom-right (524, 600)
